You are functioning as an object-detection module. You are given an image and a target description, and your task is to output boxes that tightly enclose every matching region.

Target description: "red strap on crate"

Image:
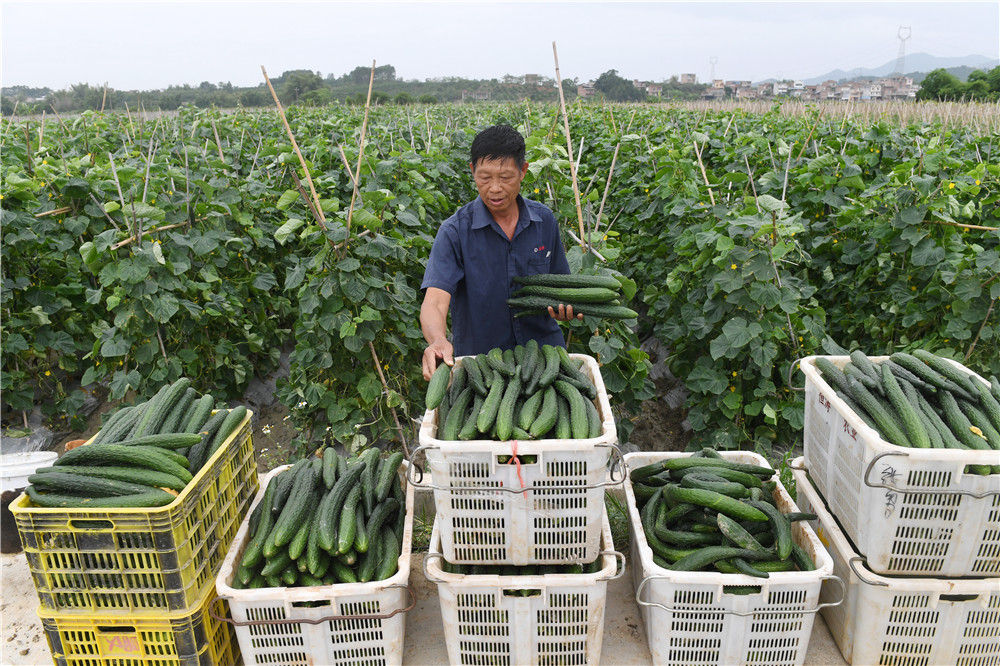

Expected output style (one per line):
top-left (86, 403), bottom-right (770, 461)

top-left (507, 440), bottom-right (526, 490)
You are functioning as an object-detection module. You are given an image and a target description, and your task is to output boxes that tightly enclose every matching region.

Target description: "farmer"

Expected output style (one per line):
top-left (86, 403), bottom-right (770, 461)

top-left (420, 124), bottom-right (581, 380)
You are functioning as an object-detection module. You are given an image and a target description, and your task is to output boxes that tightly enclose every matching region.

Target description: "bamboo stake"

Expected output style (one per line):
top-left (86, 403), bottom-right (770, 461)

top-left (346, 60), bottom-right (376, 241)
top-left (107, 152), bottom-right (132, 237)
top-left (692, 141), bottom-right (716, 206)
top-left (367, 341), bottom-right (410, 457)
top-left (89, 193), bottom-right (121, 232)
top-left (594, 142), bottom-right (620, 236)
top-left (288, 169), bottom-right (324, 224)
top-left (38, 111), bottom-right (45, 150)
top-left (337, 144), bottom-right (358, 187)
top-left (35, 206), bottom-right (72, 218)
top-left (930, 220), bottom-right (999, 231)
top-left (100, 84), bottom-right (107, 112)
top-left (261, 66), bottom-right (327, 229)
top-left (211, 118), bottom-right (225, 163)
top-left (110, 222), bottom-right (188, 250)
top-left (552, 41), bottom-right (586, 248)
top-left (964, 297), bottom-right (995, 362)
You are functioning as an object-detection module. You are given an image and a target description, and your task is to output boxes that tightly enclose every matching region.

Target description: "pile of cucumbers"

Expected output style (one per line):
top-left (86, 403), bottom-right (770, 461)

top-left (816, 351), bottom-right (1000, 473)
top-left (425, 341), bottom-right (603, 441)
top-left (506, 273), bottom-right (638, 321)
top-left (630, 449), bottom-right (817, 577)
top-left (233, 449), bottom-right (406, 589)
top-left (26, 378), bottom-right (248, 508)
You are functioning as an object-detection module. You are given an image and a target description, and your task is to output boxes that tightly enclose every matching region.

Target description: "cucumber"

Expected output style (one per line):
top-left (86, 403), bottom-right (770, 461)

top-left (305, 508), bottom-right (325, 576)
top-left (656, 457), bottom-right (775, 478)
top-left (440, 387), bottom-right (472, 441)
top-left (913, 350), bottom-right (979, 395)
top-left (815, 357), bottom-right (853, 398)
top-left (844, 363), bottom-right (884, 396)
top-left (375, 452), bottom-right (404, 501)
top-left (940, 391), bottom-right (992, 451)
top-left (476, 372), bottom-right (506, 434)
top-left (846, 376), bottom-right (909, 447)
top-left (322, 448), bottom-right (339, 489)
top-left (375, 527), bottom-right (401, 581)
top-left (487, 347), bottom-right (515, 377)
top-left (270, 463), bottom-right (316, 550)
top-left (353, 507), bottom-right (370, 554)
top-left (554, 395), bottom-right (571, 440)
top-left (665, 486), bottom-right (768, 522)
top-left (511, 426), bottom-right (532, 440)
top-left (680, 472), bottom-right (750, 498)
top-left (748, 499), bottom-right (793, 560)
top-left (849, 351), bottom-right (881, 383)
top-left (115, 433), bottom-right (203, 449)
top-left (887, 361), bottom-right (938, 394)
top-left (790, 543), bottom-right (816, 571)
top-left (28, 472), bottom-right (158, 497)
top-left (584, 397), bottom-right (602, 439)
top-left (958, 400), bottom-right (1000, 449)
top-left (716, 513), bottom-right (770, 554)
top-left (365, 497), bottom-right (399, 548)
top-left (358, 448), bottom-right (380, 517)
top-left (463, 356), bottom-right (487, 396)
top-left (318, 462), bottom-right (365, 552)
top-left (517, 390), bottom-right (544, 431)
top-left (459, 395), bottom-right (485, 440)
top-left (144, 378), bottom-right (192, 436)
top-left (537, 345), bottom-right (561, 390)
top-left (100, 405), bottom-right (145, 444)
top-left (653, 524), bottom-right (722, 547)
top-left (287, 514), bottom-right (311, 561)
top-left (159, 387), bottom-right (197, 435)
top-left (881, 364), bottom-right (931, 448)
top-left (528, 387), bottom-right (558, 439)
top-left (130, 385), bottom-right (170, 438)
top-left (512, 285), bottom-right (619, 303)
top-left (971, 379), bottom-right (1000, 434)
top-left (521, 339), bottom-right (539, 383)
top-left (55, 443), bottom-right (192, 483)
top-left (553, 379), bottom-right (588, 439)
top-left (181, 395), bottom-right (214, 434)
top-left (448, 363), bottom-right (467, 403)
top-left (33, 465), bottom-right (187, 492)
top-left (260, 550), bottom-right (293, 578)
top-left (208, 405), bottom-right (248, 456)
top-left (26, 486), bottom-right (175, 508)
top-left (90, 406), bottom-right (133, 446)
top-left (241, 481), bottom-right (277, 569)
top-left (425, 362), bottom-right (451, 410)
top-left (508, 297), bottom-right (637, 320)
top-left (437, 387), bottom-right (451, 434)
top-left (901, 381), bottom-right (944, 448)
top-left (891, 353), bottom-right (975, 401)
top-left (669, 546), bottom-right (767, 572)
top-left (513, 273), bottom-right (622, 290)
top-left (669, 465), bottom-right (763, 489)
top-left (513, 345), bottom-right (524, 365)
top-left (495, 374), bottom-right (522, 441)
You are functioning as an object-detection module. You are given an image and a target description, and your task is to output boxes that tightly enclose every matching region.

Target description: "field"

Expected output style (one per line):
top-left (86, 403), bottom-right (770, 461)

top-left (2, 100), bottom-right (998, 461)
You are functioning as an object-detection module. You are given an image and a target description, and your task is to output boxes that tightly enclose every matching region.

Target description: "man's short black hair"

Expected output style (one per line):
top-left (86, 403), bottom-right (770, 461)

top-left (470, 124), bottom-right (526, 169)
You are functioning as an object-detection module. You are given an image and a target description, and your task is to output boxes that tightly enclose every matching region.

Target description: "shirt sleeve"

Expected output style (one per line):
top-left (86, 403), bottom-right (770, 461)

top-left (421, 222), bottom-right (463, 294)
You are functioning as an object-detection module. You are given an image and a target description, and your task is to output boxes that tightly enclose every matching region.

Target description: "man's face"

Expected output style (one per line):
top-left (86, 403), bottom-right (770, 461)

top-left (470, 157), bottom-right (529, 219)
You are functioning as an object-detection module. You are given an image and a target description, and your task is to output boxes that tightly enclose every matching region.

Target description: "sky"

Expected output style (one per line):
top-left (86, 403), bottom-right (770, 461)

top-left (2, 0), bottom-right (998, 90)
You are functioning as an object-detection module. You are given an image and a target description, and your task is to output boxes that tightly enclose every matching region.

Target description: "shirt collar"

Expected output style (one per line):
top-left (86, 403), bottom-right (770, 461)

top-left (471, 194), bottom-right (541, 231)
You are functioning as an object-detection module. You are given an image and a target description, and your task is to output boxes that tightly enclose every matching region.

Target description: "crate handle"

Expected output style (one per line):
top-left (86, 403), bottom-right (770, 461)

top-left (635, 573), bottom-right (845, 616)
top-left (788, 357), bottom-right (806, 393)
top-left (407, 443), bottom-right (626, 492)
top-left (68, 519), bottom-right (115, 530)
top-left (847, 556), bottom-right (888, 587)
top-left (599, 550), bottom-right (626, 581)
top-left (210, 584), bottom-right (415, 626)
top-left (863, 451), bottom-right (1000, 498)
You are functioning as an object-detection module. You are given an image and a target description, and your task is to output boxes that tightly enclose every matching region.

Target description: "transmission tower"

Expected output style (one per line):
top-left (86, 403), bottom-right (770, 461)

top-left (709, 56), bottom-right (718, 82)
top-left (894, 26), bottom-right (912, 75)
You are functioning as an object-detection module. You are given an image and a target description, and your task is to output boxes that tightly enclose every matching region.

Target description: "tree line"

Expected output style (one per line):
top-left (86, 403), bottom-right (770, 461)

top-left (916, 66), bottom-right (1000, 101)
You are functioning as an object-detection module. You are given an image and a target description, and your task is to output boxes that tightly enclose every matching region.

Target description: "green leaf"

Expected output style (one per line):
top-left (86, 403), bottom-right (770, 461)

top-left (757, 195), bottom-right (788, 213)
top-left (686, 359), bottom-right (728, 395)
top-left (151, 242), bottom-right (166, 265)
top-left (337, 257), bottom-right (362, 272)
top-left (276, 189), bottom-right (300, 210)
top-left (100, 336), bottom-right (130, 358)
top-left (350, 208), bottom-right (381, 231)
top-left (148, 294), bottom-right (179, 323)
top-left (274, 218), bottom-right (305, 245)
top-left (253, 272), bottom-right (278, 291)
top-left (357, 373), bottom-right (382, 404)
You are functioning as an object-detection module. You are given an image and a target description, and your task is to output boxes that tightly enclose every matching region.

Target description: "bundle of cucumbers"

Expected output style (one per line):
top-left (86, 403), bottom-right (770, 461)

top-left (25, 377), bottom-right (248, 508)
top-left (425, 341), bottom-right (603, 441)
top-left (815, 351), bottom-right (1000, 473)
top-left (506, 273), bottom-right (638, 320)
top-left (630, 448), bottom-right (817, 577)
top-left (233, 448), bottom-right (406, 589)
top-left (439, 560), bottom-right (603, 576)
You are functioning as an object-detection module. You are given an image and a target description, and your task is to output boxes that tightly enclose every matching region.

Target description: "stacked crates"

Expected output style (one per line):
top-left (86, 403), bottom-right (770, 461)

top-left (415, 353), bottom-right (625, 665)
top-left (10, 410), bottom-right (257, 665)
top-left (797, 355), bottom-right (1000, 664)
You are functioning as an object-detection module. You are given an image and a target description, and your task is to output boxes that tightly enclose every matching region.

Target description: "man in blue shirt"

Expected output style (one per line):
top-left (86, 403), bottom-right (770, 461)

top-left (420, 124), bottom-right (581, 380)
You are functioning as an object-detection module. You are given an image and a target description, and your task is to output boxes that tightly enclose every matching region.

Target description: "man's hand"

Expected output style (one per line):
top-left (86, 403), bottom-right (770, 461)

top-left (548, 304), bottom-right (585, 322)
top-left (423, 340), bottom-right (455, 381)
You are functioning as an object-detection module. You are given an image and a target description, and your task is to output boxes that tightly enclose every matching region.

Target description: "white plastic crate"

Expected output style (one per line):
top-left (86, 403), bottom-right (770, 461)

top-left (792, 459), bottom-right (1000, 666)
top-left (798, 355), bottom-right (1000, 576)
top-left (214, 461), bottom-right (414, 666)
top-left (413, 353), bottom-right (623, 565)
top-left (424, 508), bottom-right (623, 666)
top-left (624, 451), bottom-right (841, 666)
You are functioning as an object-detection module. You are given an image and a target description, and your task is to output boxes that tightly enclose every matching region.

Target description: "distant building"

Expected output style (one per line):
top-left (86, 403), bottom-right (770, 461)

top-left (646, 83), bottom-right (662, 97)
top-left (577, 82), bottom-right (596, 98)
top-left (679, 73), bottom-right (697, 84)
top-left (461, 87), bottom-right (491, 102)
top-left (712, 79), bottom-right (725, 89)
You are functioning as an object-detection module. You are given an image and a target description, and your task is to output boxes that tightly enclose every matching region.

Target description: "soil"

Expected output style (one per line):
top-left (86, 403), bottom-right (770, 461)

top-left (625, 379), bottom-right (691, 453)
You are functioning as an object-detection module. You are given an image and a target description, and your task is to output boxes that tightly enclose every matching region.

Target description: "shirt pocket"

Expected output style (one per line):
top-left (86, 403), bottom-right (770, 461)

top-left (526, 254), bottom-right (551, 275)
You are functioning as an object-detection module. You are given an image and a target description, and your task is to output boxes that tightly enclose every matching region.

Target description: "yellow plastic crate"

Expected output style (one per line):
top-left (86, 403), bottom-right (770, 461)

top-left (41, 586), bottom-right (238, 666)
top-left (11, 411), bottom-right (258, 614)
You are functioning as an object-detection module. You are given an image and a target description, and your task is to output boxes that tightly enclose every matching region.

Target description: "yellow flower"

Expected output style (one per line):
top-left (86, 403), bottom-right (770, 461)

top-left (42, 160), bottom-right (47, 164)
top-left (729, 386), bottom-right (735, 392)
top-left (975, 180), bottom-right (981, 185)
top-left (833, 239), bottom-right (838, 244)
top-left (946, 305), bottom-right (951, 309)
top-left (533, 188), bottom-right (540, 194)
top-left (911, 286), bottom-right (916, 291)
top-left (168, 190), bottom-right (173, 195)
top-left (40, 181), bottom-right (46, 186)
top-left (730, 263), bottom-right (737, 270)
top-left (731, 371), bottom-right (737, 377)
top-left (644, 188), bottom-right (649, 193)
top-left (45, 370), bottom-right (51, 376)
top-left (948, 182), bottom-right (955, 189)
top-left (798, 336), bottom-right (803, 342)
top-left (944, 338), bottom-right (949, 343)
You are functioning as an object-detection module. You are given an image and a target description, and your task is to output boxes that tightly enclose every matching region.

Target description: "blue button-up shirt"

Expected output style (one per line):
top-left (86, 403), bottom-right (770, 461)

top-left (421, 195), bottom-right (571, 356)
